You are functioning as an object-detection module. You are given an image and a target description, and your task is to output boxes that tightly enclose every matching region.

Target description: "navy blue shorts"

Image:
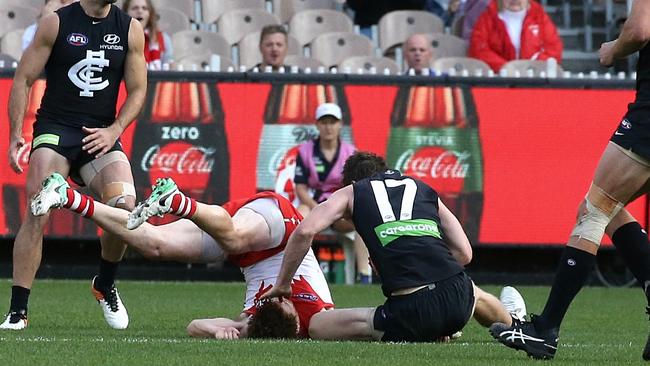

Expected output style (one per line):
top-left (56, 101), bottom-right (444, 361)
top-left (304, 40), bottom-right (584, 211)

top-left (611, 107), bottom-right (650, 161)
top-left (373, 272), bottom-right (475, 342)
top-left (31, 118), bottom-right (124, 186)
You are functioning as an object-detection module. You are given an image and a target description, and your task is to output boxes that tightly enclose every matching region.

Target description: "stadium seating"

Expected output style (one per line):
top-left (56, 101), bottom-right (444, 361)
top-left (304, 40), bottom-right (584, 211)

top-left (311, 32), bottom-right (373, 68)
top-left (289, 9), bottom-right (353, 47)
top-left (216, 8), bottom-right (280, 45)
top-left (500, 59), bottom-right (564, 77)
top-left (202, 0), bottom-right (266, 24)
top-left (156, 7), bottom-right (192, 35)
top-left (0, 5), bottom-right (38, 39)
top-left (238, 30), bottom-right (301, 69)
top-left (432, 57), bottom-right (492, 75)
top-left (172, 30), bottom-right (231, 61)
top-left (274, 0), bottom-right (337, 24)
top-left (378, 10), bottom-right (444, 54)
top-left (425, 33), bottom-right (468, 61)
top-left (175, 53), bottom-right (236, 71)
top-left (284, 54), bottom-right (324, 70)
top-left (0, 28), bottom-right (24, 61)
top-left (152, 0), bottom-right (195, 21)
top-left (339, 55), bottom-right (400, 74)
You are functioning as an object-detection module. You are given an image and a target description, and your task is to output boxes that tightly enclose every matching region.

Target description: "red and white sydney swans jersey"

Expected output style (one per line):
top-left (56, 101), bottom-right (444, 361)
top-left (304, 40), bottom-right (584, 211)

top-left (243, 251), bottom-right (334, 338)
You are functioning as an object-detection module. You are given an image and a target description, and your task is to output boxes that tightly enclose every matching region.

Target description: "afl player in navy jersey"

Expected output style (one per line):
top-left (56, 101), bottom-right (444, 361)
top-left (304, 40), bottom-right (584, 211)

top-left (2, 0), bottom-right (146, 330)
top-left (263, 152), bottom-right (526, 342)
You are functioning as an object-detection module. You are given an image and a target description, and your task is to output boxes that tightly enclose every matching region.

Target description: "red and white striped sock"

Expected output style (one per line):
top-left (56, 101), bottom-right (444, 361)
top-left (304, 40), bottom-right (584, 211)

top-left (168, 192), bottom-right (197, 219)
top-left (63, 188), bottom-right (95, 218)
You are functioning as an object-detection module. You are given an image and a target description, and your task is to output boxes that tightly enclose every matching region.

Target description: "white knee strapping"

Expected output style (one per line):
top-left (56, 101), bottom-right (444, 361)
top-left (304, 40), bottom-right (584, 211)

top-left (570, 184), bottom-right (624, 245)
top-left (103, 182), bottom-right (136, 207)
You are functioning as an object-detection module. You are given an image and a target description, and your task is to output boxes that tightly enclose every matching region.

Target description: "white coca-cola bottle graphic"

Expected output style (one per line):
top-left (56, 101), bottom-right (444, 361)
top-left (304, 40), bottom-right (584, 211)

top-left (386, 86), bottom-right (484, 243)
top-left (130, 81), bottom-right (229, 223)
top-left (257, 83), bottom-right (352, 201)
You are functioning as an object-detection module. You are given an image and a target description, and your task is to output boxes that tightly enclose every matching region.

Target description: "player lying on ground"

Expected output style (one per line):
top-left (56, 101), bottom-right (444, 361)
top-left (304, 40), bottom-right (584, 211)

top-left (33, 173), bottom-right (524, 340)
top-left (31, 173), bottom-right (333, 339)
top-left (263, 152), bottom-right (526, 342)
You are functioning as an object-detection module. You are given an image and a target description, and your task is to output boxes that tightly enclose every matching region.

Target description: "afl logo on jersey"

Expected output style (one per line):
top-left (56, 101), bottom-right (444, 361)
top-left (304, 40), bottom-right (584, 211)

top-left (67, 33), bottom-right (88, 46)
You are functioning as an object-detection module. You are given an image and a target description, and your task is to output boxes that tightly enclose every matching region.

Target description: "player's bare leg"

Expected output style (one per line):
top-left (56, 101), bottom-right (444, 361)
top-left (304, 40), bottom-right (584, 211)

top-left (491, 143), bottom-right (650, 360)
top-left (1, 149), bottom-right (70, 330)
top-left (128, 178), bottom-right (273, 255)
top-left (83, 154), bottom-right (136, 330)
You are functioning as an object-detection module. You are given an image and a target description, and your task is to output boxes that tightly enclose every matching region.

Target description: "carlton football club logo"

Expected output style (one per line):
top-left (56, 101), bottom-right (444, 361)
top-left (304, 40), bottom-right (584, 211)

top-left (67, 50), bottom-right (110, 97)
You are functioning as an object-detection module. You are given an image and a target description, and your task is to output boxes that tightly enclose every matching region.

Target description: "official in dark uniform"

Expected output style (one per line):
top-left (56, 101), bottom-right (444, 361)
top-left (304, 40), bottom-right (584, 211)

top-left (2, 0), bottom-right (146, 330)
top-left (262, 152), bottom-right (522, 342)
top-left (490, 0), bottom-right (650, 360)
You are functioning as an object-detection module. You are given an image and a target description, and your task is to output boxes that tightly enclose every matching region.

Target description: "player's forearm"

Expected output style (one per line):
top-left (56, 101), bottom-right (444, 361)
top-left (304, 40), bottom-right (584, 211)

top-left (611, 4), bottom-right (650, 59)
top-left (8, 79), bottom-right (29, 139)
top-left (112, 85), bottom-right (146, 133)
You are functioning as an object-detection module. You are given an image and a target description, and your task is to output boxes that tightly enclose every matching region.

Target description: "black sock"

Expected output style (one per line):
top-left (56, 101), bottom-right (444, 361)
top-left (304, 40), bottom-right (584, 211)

top-left (95, 259), bottom-right (119, 291)
top-left (537, 246), bottom-right (596, 331)
top-left (10, 286), bottom-right (30, 314)
top-left (612, 222), bottom-right (650, 304)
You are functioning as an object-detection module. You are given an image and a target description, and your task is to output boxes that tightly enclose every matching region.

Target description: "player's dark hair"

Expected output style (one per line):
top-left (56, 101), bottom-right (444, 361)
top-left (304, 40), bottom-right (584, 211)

top-left (247, 301), bottom-right (299, 339)
top-left (342, 151), bottom-right (388, 186)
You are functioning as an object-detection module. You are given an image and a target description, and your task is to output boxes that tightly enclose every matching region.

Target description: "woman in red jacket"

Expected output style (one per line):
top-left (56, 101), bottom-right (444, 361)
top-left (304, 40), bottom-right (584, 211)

top-left (468, 0), bottom-right (562, 72)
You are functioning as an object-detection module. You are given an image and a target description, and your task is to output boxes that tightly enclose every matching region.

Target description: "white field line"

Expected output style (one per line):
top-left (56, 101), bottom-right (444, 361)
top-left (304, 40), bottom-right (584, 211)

top-left (0, 337), bottom-right (640, 349)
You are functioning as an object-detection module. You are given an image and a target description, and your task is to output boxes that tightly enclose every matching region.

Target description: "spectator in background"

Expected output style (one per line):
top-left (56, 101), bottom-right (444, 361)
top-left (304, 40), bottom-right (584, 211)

top-left (123, 0), bottom-right (173, 70)
top-left (425, 0), bottom-right (463, 27)
top-left (403, 33), bottom-right (435, 75)
top-left (468, 0), bottom-right (562, 72)
top-left (252, 25), bottom-right (289, 72)
top-left (460, 0), bottom-right (490, 40)
top-left (22, 0), bottom-right (76, 51)
top-left (294, 103), bottom-right (372, 284)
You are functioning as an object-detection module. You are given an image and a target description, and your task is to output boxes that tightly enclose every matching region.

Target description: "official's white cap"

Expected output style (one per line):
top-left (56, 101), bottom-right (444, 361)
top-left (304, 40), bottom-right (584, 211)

top-left (315, 103), bottom-right (342, 120)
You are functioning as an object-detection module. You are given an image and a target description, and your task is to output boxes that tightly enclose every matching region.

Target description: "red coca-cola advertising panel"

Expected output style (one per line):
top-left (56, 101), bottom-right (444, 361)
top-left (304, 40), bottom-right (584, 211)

top-left (0, 77), bottom-right (644, 247)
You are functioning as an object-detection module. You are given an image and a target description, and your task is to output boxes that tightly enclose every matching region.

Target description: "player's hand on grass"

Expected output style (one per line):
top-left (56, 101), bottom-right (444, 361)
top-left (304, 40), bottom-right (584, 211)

top-left (82, 125), bottom-right (120, 158)
top-left (8, 135), bottom-right (25, 173)
top-left (599, 40), bottom-right (616, 67)
top-left (259, 284), bottom-right (292, 301)
top-left (214, 327), bottom-right (240, 340)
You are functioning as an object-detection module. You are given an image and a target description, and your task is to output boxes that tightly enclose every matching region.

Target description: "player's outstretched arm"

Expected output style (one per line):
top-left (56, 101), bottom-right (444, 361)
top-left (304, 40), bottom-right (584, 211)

top-left (8, 14), bottom-right (58, 173)
top-left (308, 308), bottom-right (382, 341)
top-left (438, 198), bottom-right (472, 266)
top-left (599, 0), bottom-right (650, 66)
top-left (263, 186), bottom-right (353, 300)
top-left (187, 316), bottom-right (248, 340)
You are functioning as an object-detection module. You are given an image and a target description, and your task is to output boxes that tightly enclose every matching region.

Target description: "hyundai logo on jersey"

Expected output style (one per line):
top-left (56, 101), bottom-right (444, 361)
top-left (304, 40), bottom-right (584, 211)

top-left (67, 33), bottom-right (88, 46)
top-left (103, 34), bottom-right (120, 45)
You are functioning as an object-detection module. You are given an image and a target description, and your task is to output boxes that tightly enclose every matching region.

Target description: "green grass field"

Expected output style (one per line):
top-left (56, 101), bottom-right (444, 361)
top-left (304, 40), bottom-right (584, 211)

top-left (0, 280), bottom-right (647, 365)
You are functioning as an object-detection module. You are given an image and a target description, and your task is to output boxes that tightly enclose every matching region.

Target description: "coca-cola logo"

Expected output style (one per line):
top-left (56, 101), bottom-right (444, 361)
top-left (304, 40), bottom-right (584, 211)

top-left (272, 146), bottom-right (300, 204)
top-left (140, 142), bottom-right (216, 190)
top-left (396, 147), bottom-right (470, 193)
